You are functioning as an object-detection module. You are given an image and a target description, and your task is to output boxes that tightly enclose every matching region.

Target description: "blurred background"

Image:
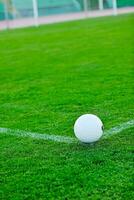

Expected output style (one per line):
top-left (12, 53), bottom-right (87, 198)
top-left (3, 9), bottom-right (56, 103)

top-left (0, 0), bottom-right (134, 29)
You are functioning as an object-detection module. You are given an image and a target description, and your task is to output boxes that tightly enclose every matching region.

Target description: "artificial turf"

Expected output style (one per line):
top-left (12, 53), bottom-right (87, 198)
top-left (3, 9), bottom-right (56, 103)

top-left (0, 13), bottom-right (134, 199)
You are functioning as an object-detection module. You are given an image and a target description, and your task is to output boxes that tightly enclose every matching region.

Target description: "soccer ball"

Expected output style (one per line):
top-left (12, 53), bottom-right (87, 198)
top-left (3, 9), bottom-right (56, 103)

top-left (74, 114), bottom-right (103, 143)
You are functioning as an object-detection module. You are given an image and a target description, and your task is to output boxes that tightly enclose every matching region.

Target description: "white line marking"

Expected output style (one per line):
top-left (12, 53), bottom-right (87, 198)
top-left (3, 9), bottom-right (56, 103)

top-left (0, 120), bottom-right (134, 144)
top-left (103, 120), bottom-right (134, 138)
top-left (0, 128), bottom-right (76, 144)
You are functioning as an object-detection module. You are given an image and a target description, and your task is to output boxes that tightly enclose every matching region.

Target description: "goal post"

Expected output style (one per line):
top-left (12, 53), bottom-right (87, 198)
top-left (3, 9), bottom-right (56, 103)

top-left (83, 0), bottom-right (88, 17)
top-left (83, 0), bottom-right (118, 16)
top-left (99, 0), bottom-right (104, 10)
top-left (113, 0), bottom-right (118, 15)
top-left (32, 0), bottom-right (39, 27)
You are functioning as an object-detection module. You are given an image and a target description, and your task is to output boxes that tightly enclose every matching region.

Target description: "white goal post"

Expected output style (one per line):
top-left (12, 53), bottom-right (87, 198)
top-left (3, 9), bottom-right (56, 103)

top-left (113, 0), bottom-right (118, 15)
top-left (99, 0), bottom-right (104, 10)
top-left (32, 0), bottom-right (39, 27)
top-left (98, 0), bottom-right (117, 15)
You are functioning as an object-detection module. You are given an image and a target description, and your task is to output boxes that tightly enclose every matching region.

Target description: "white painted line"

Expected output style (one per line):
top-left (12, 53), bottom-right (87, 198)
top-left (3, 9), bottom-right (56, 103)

top-left (103, 120), bottom-right (134, 138)
top-left (0, 120), bottom-right (134, 144)
top-left (0, 127), bottom-right (76, 144)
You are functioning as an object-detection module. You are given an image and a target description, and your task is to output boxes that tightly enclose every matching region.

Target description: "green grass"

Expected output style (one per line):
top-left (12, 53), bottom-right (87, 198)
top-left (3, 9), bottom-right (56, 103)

top-left (0, 14), bottom-right (134, 199)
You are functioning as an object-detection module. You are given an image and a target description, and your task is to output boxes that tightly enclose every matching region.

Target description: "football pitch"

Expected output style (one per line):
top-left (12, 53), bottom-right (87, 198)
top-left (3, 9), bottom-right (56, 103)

top-left (0, 14), bottom-right (134, 199)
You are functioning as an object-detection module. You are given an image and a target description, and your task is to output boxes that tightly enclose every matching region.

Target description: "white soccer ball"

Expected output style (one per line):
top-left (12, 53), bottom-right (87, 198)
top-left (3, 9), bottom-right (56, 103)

top-left (74, 114), bottom-right (103, 143)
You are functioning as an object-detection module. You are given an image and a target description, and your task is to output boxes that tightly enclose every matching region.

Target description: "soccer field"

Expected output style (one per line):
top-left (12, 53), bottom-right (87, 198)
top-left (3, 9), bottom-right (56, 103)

top-left (0, 14), bottom-right (134, 199)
